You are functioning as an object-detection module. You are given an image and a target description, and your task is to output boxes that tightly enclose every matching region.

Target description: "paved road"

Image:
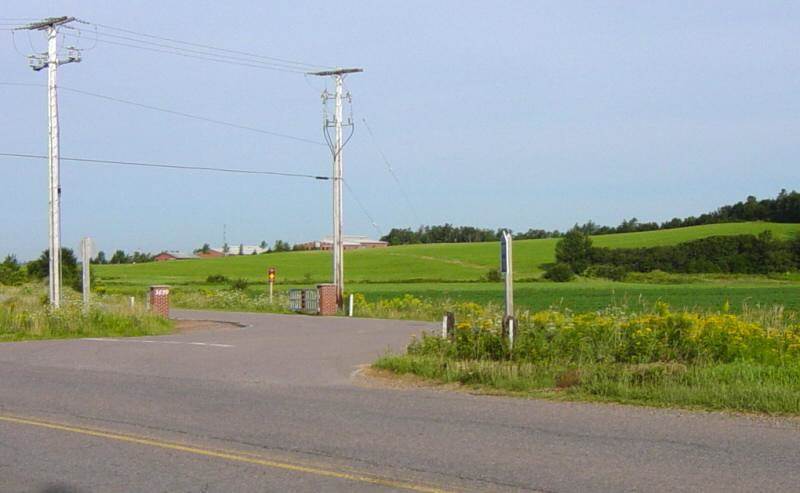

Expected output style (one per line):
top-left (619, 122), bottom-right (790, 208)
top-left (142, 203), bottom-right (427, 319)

top-left (1, 310), bottom-right (799, 492)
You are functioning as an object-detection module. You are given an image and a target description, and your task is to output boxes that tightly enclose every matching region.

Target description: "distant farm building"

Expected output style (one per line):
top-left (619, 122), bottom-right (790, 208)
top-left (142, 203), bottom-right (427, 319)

top-left (297, 235), bottom-right (388, 251)
top-left (196, 249), bottom-right (224, 258)
top-left (154, 251), bottom-right (199, 261)
top-left (212, 245), bottom-right (269, 256)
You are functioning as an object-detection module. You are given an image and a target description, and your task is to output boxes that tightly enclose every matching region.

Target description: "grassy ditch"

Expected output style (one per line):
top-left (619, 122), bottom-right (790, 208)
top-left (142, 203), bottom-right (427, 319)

top-left (374, 303), bottom-right (800, 414)
top-left (0, 285), bottom-right (173, 342)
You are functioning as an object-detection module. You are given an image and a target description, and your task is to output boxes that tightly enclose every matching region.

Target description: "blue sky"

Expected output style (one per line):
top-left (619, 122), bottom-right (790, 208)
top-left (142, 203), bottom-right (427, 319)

top-left (1, 1), bottom-right (798, 260)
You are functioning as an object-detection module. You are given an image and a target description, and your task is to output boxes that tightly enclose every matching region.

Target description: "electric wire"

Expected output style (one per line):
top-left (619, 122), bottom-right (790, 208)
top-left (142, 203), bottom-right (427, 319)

top-left (63, 27), bottom-right (316, 73)
top-left (0, 82), bottom-right (326, 146)
top-left (361, 117), bottom-right (422, 225)
top-left (60, 33), bottom-right (309, 74)
top-left (0, 152), bottom-right (330, 180)
top-left (77, 20), bottom-right (332, 70)
top-left (343, 179), bottom-right (383, 237)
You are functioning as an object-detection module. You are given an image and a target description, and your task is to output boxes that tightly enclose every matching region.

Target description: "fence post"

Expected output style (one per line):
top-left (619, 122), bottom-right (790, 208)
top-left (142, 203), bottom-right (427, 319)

top-left (445, 311), bottom-right (455, 340)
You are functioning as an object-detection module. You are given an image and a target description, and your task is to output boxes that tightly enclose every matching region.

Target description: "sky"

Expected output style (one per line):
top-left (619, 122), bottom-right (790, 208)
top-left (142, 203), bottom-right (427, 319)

top-left (1, 1), bottom-right (798, 260)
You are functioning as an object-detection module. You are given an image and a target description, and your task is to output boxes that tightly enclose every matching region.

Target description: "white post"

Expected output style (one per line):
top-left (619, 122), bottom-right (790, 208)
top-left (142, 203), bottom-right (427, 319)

top-left (129, 296), bottom-right (135, 309)
top-left (47, 26), bottom-right (62, 308)
top-left (508, 318), bottom-right (515, 351)
top-left (269, 282), bottom-right (273, 304)
top-left (80, 237), bottom-right (91, 311)
top-left (333, 73), bottom-right (344, 307)
top-left (348, 293), bottom-right (354, 317)
top-left (502, 231), bottom-right (514, 320)
top-left (442, 315), bottom-right (448, 338)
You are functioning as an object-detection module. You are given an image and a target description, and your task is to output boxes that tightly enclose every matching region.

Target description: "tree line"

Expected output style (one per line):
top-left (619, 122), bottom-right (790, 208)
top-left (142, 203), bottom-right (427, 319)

top-left (0, 248), bottom-right (88, 290)
top-left (381, 189), bottom-right (800, 245)
top-left (90, 250), bottom-right (153, 264)
top-left (553, 229), bottom-right (800, 280)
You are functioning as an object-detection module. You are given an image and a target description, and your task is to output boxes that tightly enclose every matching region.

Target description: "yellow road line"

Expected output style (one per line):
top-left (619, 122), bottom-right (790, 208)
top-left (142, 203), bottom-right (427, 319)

top-left (0, 414), bottom-right (452, 493)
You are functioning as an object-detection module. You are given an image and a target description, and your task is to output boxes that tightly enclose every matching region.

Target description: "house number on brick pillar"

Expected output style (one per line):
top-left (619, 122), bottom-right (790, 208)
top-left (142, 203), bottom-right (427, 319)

top-left (149, 285), bottom-right (171, 318)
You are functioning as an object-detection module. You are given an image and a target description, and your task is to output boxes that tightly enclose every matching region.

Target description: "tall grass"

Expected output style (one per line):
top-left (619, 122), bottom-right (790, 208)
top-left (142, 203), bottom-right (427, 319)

top-left (373, 299), bottom-right (800, 414)
top-left (171, 288), bottom-right (291, 312)
top-left (0, 284), bottom-right (172, 341)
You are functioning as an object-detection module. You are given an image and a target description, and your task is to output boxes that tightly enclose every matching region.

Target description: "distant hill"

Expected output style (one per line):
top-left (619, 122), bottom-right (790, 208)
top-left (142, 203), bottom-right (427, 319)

top-left (95, 222), bottom-right (800, 287)
top-left (381, 189), bottom-right (800, 245)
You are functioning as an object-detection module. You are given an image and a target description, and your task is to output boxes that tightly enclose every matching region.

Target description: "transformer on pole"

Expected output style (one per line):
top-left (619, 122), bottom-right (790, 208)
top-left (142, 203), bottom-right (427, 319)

top-left (19, 17), bottom-right (82, 308)
top-left (309, 67), bottom-right (363, 307)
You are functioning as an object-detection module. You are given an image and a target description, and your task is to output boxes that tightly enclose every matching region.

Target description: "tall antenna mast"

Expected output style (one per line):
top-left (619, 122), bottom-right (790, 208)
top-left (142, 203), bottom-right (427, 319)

top-left (19, 16), bottom-right (82, 308)
top-left (309, 67), bottom-right (362, 307)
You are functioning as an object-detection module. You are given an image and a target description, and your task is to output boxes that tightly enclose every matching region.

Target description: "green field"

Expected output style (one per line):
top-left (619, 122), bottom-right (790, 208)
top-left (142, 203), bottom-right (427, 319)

top-left (96, 222), bottom-right (800, 285)
top-left (94, 222), bottom-right (800, 313)
top-left (353, 279), bottom-right (800, 312)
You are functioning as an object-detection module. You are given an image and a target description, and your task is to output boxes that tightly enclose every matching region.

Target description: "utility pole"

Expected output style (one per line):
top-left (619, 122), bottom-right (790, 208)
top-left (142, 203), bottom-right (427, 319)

top-left (21, 17), bottom-right (81, 308)
top-left (310, 67), bottom-right (362, 307)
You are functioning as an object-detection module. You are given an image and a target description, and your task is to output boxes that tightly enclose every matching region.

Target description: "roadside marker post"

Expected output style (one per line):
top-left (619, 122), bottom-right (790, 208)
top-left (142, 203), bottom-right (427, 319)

top-left (501, 231), bottom-right (514, 345)
top-left (80, 237), bottom-right (92, 312)
top-left (444, 311), bottom-right (455, 340)
top-left (268, 267), bottom-right (276, 304)
top-left (508, 318), bottom-right (515, 351)
top-left (348, 294), bottom-right (354, 317)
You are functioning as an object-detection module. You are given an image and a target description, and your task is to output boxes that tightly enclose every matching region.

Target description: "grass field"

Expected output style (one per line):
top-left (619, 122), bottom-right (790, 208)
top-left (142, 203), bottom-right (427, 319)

top-left (352, 279), bottom-right (800, 313)
top-left (92, 222), bottom-right (800, 314)
top-left (96, 221), bottom-right (800, 286)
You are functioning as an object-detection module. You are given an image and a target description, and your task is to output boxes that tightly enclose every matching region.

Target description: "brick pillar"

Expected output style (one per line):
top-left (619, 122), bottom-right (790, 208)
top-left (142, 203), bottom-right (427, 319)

top-left (317, 284), bottom-right (337, 316)
top-left (149, 285), bottom-right (170, 318)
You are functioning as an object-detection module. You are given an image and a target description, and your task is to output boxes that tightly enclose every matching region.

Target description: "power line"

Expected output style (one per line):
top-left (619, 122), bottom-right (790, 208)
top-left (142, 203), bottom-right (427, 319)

top-left (0, 152), bottom-right (330, 180)
top-left (0, 82), bottom-right (326, 146)
top-left (60, 32), bottom-right (310, 74)
top-left (63, 27), bottom-right (316, 73)
top-left (343, 179), bottom-right (383, 237)
top-left (361, 117), bottom-right (422, 225)
top-left (78, 20), bottom-right (332, 70)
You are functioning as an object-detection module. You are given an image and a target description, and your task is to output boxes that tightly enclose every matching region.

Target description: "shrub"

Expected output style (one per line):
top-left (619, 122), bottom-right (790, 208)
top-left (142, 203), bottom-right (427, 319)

top-left (485, 268), bottom-right (502, 282)
top-left (555, 228), bottom-right (593, 273)
top-left (206, 274), bottom-right (228, 284)
top-left (589, 234), bottom-right (799, 275)
top-left (585, 264), bottom-right (628, 281)
top-left (0, 255), bottom-right (26, 286)
top-left (229, 278), bottom-right (249, 290)
top-left (544, 263), bottom-right (575, 282)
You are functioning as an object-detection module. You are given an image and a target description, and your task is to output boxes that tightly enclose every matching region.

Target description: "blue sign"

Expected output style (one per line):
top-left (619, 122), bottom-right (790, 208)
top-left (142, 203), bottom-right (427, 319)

top-left (500, 234), bottom-right (509, 273)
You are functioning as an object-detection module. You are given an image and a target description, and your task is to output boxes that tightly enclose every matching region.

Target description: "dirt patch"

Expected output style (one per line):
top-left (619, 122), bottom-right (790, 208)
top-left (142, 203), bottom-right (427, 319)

top-left (172, 319), bottom-right (245, 333)
top-left (352, 365), bottom-right (463, 392)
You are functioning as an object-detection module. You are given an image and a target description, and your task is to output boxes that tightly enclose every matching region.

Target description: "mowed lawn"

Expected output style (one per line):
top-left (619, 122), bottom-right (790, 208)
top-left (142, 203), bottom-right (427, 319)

top-left (96, 222), bottom-right (800, 286)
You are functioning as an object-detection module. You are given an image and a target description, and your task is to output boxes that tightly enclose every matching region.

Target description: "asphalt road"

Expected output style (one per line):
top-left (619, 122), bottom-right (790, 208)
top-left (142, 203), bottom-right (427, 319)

top-left (1, 309), bottom-right (799, 492)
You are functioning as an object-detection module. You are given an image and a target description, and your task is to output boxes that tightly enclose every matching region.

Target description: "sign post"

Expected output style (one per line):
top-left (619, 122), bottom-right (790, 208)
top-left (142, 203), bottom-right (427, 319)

top-left (268, 267), bottom-right (276, 304)
top-left (500, 231), bottom-right (514, 344)
top-left (80, 237), bottom-right (93, 312)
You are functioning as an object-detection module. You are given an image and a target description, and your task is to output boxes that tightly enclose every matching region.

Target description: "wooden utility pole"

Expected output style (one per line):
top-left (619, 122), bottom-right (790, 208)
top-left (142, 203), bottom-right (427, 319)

top-left (20, 17), bottom-right (82, 308)
top-left (309, 67), bottom-right (363, 306)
